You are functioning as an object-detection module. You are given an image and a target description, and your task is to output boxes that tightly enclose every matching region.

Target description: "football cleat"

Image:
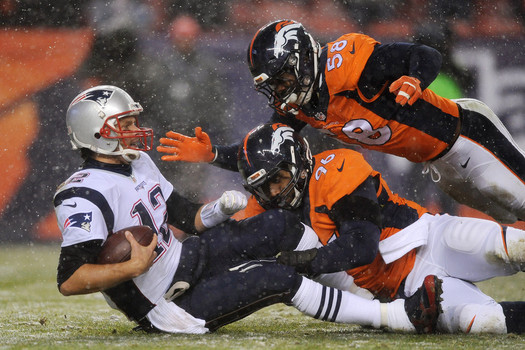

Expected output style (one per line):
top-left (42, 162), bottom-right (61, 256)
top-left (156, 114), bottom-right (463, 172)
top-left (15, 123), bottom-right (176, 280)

top-left (404, 275), bottom-right (443, 334)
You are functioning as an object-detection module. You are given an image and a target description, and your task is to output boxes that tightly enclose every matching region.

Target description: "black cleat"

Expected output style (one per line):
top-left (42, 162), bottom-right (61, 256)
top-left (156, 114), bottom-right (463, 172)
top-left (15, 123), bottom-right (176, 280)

top-left (404, 275), bottom-right (444, 334)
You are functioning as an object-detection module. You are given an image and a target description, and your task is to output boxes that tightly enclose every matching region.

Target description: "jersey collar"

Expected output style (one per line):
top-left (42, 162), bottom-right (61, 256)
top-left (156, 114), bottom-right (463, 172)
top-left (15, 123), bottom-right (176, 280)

top-left (82, 157), bottom-right (133, 177)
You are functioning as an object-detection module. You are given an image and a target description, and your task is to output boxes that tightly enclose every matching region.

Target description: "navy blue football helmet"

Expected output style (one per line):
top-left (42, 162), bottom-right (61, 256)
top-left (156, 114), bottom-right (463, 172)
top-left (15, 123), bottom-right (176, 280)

top-left (238, 123), bottom-right (313, 209)
top-left (247, 20), bottom-right (320, 114)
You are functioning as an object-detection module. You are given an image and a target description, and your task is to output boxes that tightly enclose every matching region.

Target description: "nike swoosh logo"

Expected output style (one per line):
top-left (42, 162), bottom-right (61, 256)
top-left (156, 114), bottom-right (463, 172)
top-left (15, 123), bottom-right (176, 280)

top-left (337, 160), bottom-right (345, 172)
top-left (460, 157), bottom-right (470, 168)
top-left (349, 42), bottom-right (355, 54)
top-left (64, 202), bottom-right (77, 208)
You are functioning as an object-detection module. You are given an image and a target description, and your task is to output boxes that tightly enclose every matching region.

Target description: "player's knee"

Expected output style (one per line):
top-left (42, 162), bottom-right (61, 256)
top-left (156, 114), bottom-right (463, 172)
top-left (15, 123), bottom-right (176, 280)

top-left (442, 217), bottom-right (499, 255)
top-left (458, 304), bottom-right (507, 334)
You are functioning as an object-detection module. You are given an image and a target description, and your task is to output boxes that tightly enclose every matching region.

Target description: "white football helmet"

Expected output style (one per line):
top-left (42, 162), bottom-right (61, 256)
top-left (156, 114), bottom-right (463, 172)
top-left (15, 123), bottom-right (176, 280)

top-left (66, 85), bottom-right (153, 162)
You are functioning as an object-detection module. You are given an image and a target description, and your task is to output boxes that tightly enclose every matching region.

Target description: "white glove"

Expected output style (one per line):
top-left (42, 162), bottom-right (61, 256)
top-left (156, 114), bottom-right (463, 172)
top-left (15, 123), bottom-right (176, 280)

top-left (218, 190), bottom-right (248, 215)
top-left (200, 190), bottom-right (247, 228)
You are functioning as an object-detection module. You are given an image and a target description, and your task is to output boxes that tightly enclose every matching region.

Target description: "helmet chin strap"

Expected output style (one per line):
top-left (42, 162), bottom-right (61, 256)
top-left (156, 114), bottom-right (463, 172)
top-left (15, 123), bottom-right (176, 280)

top-left (120, 148), bottom-right (141, 163)
top-left (89, 143), bottom-right (141, 163)
top-left (113, 141), bottom-right (141, 163)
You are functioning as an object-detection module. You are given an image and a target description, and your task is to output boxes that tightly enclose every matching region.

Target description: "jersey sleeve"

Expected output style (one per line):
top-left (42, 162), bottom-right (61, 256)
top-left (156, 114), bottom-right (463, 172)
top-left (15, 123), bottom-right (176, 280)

top-left (325, 33), bottom-right (379, 95)
top-left (360, 42), bottom-right (442, 91)
top-left (55, 195), bottom-right (109, 247)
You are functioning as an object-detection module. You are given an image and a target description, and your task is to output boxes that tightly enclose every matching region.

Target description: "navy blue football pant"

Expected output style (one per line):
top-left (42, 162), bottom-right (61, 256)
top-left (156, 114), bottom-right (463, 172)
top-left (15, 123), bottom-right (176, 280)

top-left (174, 209), bottom-right (306, 331)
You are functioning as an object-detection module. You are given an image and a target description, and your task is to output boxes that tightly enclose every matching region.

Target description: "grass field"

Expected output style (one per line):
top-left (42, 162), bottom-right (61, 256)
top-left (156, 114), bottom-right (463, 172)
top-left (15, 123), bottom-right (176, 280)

top-left (1, 243), bottom-right (524, 349)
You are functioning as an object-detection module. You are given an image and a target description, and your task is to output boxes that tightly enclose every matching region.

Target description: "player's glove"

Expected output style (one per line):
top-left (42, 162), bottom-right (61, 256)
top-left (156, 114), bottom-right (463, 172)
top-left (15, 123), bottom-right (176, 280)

top-left (157, 127), bottom-right (215, 163)
top-left (389, 76), bottom-right (422, 106)
top-left (276, 248), bottom-right (317, 275)
top-left (200, 190), bottom-right (248, 228)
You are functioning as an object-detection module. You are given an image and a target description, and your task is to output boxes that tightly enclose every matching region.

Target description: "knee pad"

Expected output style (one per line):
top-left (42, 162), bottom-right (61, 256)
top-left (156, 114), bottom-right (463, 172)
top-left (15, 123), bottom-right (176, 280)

top-left (458, 303), bottom-right (507, 334)
top-left (442, 217), bottom-right (500, 255)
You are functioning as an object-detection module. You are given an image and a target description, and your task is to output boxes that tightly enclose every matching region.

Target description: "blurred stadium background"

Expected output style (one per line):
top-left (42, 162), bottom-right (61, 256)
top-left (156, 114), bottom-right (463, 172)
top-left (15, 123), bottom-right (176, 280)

top-left (2, 0), bottom-right (525, 243)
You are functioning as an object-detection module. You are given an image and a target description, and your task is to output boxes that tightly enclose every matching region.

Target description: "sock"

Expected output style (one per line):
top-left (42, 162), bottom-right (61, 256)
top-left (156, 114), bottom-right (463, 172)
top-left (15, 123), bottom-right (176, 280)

top-left (291, 277), bottom-right (381, 328)
top-left (380, 299), bottom-right (415, 332)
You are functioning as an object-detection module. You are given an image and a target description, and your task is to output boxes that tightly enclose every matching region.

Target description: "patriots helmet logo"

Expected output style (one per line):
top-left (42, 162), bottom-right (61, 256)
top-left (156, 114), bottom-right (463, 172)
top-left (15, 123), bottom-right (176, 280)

top-left (64, 212), bottom-right (93, 232)
top-left (272, 22), bottom-right (301, 58)
top-left (271, 125), bottom-right (294, 153)
top-left (70, 89), bottom-right (114, 107)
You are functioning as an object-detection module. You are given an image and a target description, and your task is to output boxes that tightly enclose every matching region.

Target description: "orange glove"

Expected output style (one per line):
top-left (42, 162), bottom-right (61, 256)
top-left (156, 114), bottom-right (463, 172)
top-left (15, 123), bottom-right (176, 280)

top-left (389, 76), bottom-right (422, 106)
top-left (157, 127), bottom-right (215, 162)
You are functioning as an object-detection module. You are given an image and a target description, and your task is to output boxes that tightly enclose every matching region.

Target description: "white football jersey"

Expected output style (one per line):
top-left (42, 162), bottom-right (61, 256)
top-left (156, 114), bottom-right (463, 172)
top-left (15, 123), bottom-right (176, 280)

top-left (54, 152), bottom-right (206, 333)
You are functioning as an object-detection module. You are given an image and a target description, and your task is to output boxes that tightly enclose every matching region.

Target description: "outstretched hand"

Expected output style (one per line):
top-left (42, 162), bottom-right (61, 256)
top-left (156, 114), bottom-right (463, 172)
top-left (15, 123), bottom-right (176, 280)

top-left (157, 127), bottom-right (215, 163)
top-left (389, 76), bottom-right (422, 106)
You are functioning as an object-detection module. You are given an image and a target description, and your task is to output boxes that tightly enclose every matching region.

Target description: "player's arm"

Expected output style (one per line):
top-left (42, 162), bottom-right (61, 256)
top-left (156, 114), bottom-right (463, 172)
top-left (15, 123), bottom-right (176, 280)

top-left (360, 42), bottom-right (442, 105)
top-left (57, 233), bottom-right (158, 296)
top-left (278, 177), bottom-right (382, 274)
top-left (157, 111), bottom-right (307, 170)
top-left (166, 189), bottom-right (247, 233)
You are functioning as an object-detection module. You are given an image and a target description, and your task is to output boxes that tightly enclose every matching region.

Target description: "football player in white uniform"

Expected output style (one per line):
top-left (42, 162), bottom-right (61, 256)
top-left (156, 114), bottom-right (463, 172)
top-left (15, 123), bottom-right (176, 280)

top-left (55, 85), bottom-right (443, 334)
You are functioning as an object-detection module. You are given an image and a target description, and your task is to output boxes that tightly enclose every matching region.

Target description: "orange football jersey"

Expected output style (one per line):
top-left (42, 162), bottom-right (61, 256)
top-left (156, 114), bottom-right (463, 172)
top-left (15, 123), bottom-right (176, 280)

top-left (293, 33), bottom-right (461, 163)
top-left (240, 148), bottom-right (429, 300)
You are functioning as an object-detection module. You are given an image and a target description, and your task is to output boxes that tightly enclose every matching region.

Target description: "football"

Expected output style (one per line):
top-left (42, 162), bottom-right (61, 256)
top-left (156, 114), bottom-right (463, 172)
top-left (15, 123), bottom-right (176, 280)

top-left (97, 225), bottom-right (154, 264)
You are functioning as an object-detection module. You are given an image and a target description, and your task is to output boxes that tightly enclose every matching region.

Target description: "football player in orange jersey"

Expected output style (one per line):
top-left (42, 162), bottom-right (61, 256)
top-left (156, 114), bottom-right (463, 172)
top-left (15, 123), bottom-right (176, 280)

top-left (236, 123), bottom-right (525, 334)
top-left (157, 19), bottom-right (525, 224)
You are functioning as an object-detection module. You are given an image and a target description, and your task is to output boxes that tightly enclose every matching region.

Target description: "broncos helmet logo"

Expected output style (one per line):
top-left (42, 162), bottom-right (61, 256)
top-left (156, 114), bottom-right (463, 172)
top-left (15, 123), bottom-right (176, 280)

top-left (272, 22), bottom-right (301, 58)
top-left (271, 125), bottom-right (295, 153)
top-left (70, 89), bottom-right (114, 107)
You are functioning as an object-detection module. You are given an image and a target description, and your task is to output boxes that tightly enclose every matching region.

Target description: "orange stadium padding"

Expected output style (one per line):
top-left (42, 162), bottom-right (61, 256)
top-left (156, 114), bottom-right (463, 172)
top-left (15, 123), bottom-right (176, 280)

top-left (0, 27), bottom-right (93, 112)
top-left (0, 27), bottom-right (93, 240)
top-left (0, 102), bottom-right (39, 212)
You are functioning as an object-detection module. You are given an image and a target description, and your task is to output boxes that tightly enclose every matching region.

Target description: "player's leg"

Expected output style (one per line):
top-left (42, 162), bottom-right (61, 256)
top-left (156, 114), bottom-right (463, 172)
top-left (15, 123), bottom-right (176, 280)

top-left (175, 260), bottom-right (442, 333)
top-left (437, 277), bottom-right (506, 333)
top-left (200, 211), bottom-right (366, 293)
top-left (430, 98), bottom-right (525, 223)
top-left (405, 214), bottom-right (521, 290)
top-left (437, 276), bottom-right (525, 334)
